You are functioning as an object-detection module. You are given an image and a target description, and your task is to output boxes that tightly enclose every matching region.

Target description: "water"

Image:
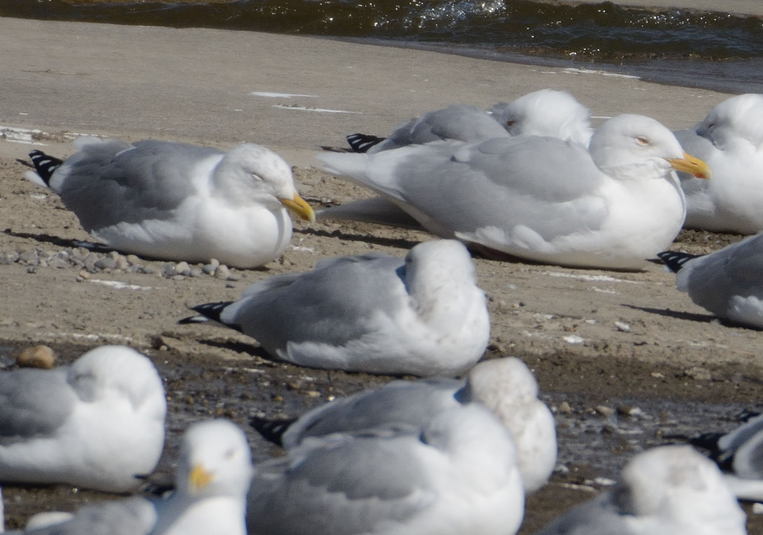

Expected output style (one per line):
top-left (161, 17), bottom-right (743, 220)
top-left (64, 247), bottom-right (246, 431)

top-left (1, 0), bottom-right (761, 93)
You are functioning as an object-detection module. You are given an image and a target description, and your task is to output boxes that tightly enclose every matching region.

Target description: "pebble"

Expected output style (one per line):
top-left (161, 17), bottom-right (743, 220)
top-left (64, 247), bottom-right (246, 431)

top-left (215, 265), bottom-right (231, 280)
top-left (16, 345), bottom-right (56, 369)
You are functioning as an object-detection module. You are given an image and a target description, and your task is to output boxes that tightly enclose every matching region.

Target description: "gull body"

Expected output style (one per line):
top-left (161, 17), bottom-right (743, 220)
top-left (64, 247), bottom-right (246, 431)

top-left (676, 93), bottom-right (763, 234)
top-left (0, 346), bottom-right (165, 493)
top-left (248, 404), bottom-right (525, 535)
top-left (253, 357), bottom-right (556, 493)
top-left (24, 138), bottom-right (314, 268)
top-left (534, 446), bottom-right (747, 535)
top-left (320, 114), bottom-right (709, 270)
top-left (659, 232), bottom-right (763, 328)
top-left (183, 240), bottom-right (490, 376)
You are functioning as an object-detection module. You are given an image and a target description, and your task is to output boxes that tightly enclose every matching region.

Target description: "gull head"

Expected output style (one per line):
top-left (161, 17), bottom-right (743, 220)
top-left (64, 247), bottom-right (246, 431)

top-left (403, 239), bottom-right (478, 293)
top-left (490, 88), bottom-right (593, 145)
top-left (615, 445), bottom-right (746, 530)
top-left (695, 93), bottom-right (763, 151)
top-left (176, 419), bottom-right (253, 499)
top-left (221, 144), bottom-right (315, 222)
top-left (68, 345), bottom-right (166, 417)
top-left (589, 114), bottom-right (710, 181)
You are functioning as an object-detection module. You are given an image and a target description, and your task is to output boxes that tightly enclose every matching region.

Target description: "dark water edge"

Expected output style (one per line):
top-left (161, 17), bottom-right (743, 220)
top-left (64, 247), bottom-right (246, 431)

top-left (0, 0), bottom-right (761, 94)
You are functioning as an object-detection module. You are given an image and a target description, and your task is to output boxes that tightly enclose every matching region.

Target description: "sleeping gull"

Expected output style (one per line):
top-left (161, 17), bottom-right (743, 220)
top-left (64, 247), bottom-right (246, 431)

top-left (319, 114), bottom-right (710, 270)
top-left (181, 239), bottom-right (490, 376)
top-left (675, 93), bottom-right (763, 234)
top-left (690, 411), bottom-right (763, 501)
top-left (534, 445), bottom-right (747, 535)
top-left (9, 419), bottom-right (253, 535)
top-left (0, 345), bottom-right (165, 493)
top-left (329, 89), bottom-right (592, 227)
top-left (22, 138), bottom-right (315, 268)
top-left (247, 404), bottom-right (525, 535)
top-left (252, 357), bottom-right (556, 493)
top-left (659, 233), bottom-right (763, 328)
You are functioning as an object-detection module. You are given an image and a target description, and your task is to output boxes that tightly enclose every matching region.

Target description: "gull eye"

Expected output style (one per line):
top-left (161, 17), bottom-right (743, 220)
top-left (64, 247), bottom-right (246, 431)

top-left (635, 136), bottom-right (650, 146)
top-left (224, 448), bottom-right (237, 460)
top-left (505, 120), bottom-right (517, 127)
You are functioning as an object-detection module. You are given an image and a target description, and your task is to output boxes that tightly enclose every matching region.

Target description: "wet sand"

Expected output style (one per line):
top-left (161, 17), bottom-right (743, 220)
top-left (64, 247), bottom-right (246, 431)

top-left (0, 15), bottom-right (762, 533)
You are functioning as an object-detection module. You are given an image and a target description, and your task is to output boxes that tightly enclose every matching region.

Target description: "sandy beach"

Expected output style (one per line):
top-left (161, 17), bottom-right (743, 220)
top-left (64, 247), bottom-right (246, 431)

top-left (1, 15), bottom-right (762, 532)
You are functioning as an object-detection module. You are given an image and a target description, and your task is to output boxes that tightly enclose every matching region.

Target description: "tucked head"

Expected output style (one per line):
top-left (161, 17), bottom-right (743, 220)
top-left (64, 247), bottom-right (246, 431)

top-left (696, 93), bottom-right (763, 150)
top-left (589, 114), bottom-right (710, 180)
top-left (67, 345), bottom-right (166, 414)
top-left (490, 89), bottom-right (593, 145)
top-left (404, 239), bottom-right (476, 284)
top-left (464, 357), bottom-right (539, 406)
top-left (176, 419), bottom-right (253, 499)
top-left (221, 144), bottom-right (315, 222)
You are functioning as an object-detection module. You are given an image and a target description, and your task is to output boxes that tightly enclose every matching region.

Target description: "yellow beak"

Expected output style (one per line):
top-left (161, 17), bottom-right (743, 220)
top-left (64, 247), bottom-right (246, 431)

top-left (668, 152), bottom-right (711, 179)
top-left (280, 194), bottom-right (316, 223)
top-left (189, 464), bottom-right (214, 492)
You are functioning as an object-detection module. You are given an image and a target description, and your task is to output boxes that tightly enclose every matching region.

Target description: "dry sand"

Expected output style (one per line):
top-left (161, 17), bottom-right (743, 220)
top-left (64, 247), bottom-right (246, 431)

top-left (0, 15), bottom-right (762, 533)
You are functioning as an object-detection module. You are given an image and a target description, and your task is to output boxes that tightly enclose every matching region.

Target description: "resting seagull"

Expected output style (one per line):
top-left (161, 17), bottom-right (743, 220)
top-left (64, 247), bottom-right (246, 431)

top-left (247, 404), bottom-right (525, 535)
top-left (319, 114), bottom-right (710, 270)
top-left (675, 93), bottom-right (763, 234)
top-left (181, 239), bottom-right (489, 376)
top-left (22, 138), bottom-right (315, 268)
top-left (659, 232), bottom-right (763, 329)
top-left (0, 345), bottom-right (165, 493)
top-left (534, 445), bottom-right (747, 535)
top-left (252, 357), bottom-right (556, 493)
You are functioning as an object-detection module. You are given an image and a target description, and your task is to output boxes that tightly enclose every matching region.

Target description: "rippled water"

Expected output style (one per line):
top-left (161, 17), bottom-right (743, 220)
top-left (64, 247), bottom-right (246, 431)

top-left (1, 0), bottom-right (762, 92)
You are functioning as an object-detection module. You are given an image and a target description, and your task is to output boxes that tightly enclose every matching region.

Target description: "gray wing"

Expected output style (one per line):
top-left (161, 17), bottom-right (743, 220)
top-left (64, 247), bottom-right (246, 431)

top-left (369, 136), bottom-right (607, 239)
top-left (534, 493), bottom-right (633, 535)
top-left (22, 497), bottom-right (156, 535)
top-left (282, 378), bottom-right (464, 448)
top-left (681, 234), bottom-right (763, 312)
top-left (56, 139), bottom-right (222, 231)
top-left (248, 432), bottom-right (436, 535)
top-left (225, 254), bottom-right (406, 350)
top-left (0, 368), bottom-right (76, 445)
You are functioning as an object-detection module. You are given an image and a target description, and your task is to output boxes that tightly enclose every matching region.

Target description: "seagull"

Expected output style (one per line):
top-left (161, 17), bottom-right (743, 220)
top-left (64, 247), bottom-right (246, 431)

top-left (534, 445), bottom-right (747, 535)
top-left (7, 419), bottom-right (253, 535)
top-left (659, 232), bottom-right (763, 328)
top-left (689, 411), bottom-right (763, 501)
top-left (247, 404), bottom-right (525, 535)
top-left (319, 114), bottom-right (710, 270)
top-left (0, 345), bottom-right (165, 493)
top-left (329, 89), bottom-right (593, 227)
top-left (22, 138), bottom-right (315, 268)
top-left (181, 239), bottom-right (490, 376)
top-left (251, 357), bottom-right (556, 493)
top-left (675, 93), bottom-right (763, 234)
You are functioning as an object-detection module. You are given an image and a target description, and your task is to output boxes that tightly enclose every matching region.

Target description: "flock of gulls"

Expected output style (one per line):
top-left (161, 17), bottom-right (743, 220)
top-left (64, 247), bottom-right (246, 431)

top-left (1, 88), bottom-right (762, 534)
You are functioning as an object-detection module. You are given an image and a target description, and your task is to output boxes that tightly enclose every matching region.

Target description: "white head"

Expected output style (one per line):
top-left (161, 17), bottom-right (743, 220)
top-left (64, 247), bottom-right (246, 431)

top-left (588, 114), bottom-right (710, 182)
top-left (404, 239), bottom-right (477, 290)
top-left (68, 346), bottom-right (166, 419)
top-left (696, 93), bottom-right (763, 151)
top-left (175, 419), bottom-right (253, 499)
top-left (616, 446), bottom-right (746, 531)
top-left (490, 89), bottom-right (593, 145)
top-left (216, 144), bottom-right (314, 222)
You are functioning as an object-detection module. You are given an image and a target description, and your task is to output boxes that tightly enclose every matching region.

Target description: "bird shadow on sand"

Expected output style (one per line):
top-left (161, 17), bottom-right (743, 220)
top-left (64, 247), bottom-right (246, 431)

top-left (3, 228), bottom-right (111, 252)
top-left (296, 227), bottom-right (422, 251)
top-left (193, 338), bottom-right (281, 364)
top-left (623, 304), bottom-right (717, 324)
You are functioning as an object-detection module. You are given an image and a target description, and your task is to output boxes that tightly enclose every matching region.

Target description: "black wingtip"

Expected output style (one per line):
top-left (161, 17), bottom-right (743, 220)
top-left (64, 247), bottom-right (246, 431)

top-left (346, 133), bottom-right (385, 153)
top-left (250, 415), bottom-right (296, 447)
top-left (657, 250), bottom-right (701, 273)
top-left (28, 150), bottom-right (63, 186)
top-left (178, 301), bottom-right (237, 328)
